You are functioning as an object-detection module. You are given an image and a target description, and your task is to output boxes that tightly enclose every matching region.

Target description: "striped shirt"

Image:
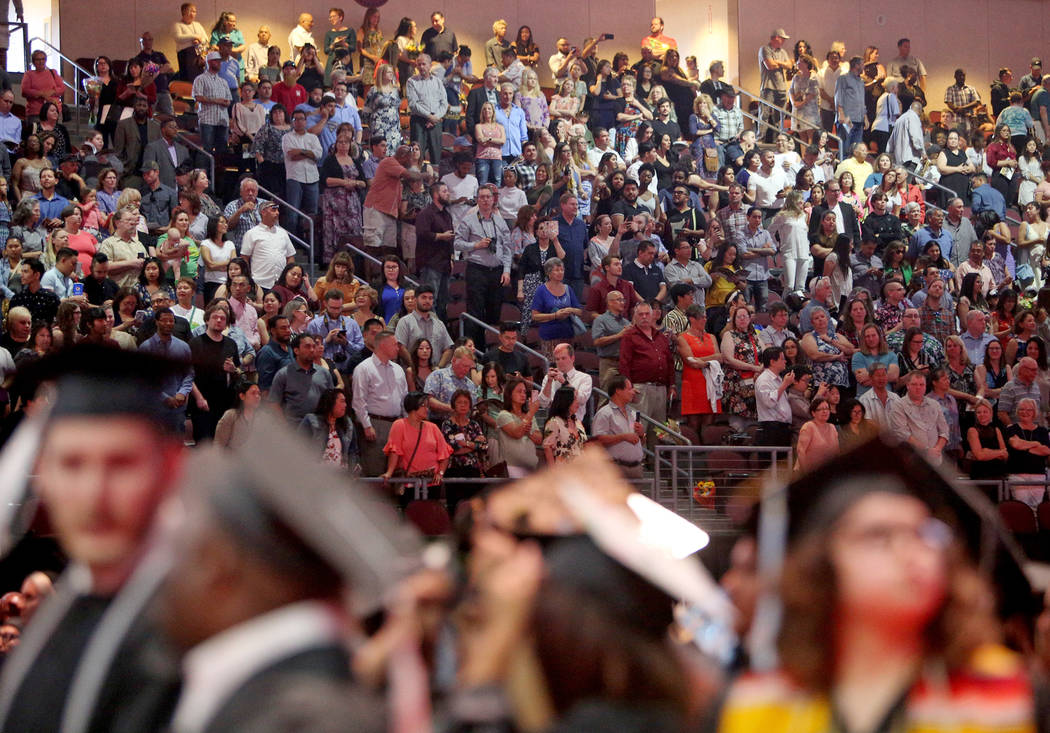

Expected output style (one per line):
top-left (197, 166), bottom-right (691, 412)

top-left (191, 72), bottom-right (231, 126)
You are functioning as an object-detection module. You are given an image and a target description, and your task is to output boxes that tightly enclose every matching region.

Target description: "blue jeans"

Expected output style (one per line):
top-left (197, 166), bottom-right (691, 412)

top-left (199, 123), bottom-right (228, 158)
top-left (838, 122), bottom-right (864, 157)
top-left (745, 278), bottom-right (769, 312)
top-left (474, 157), bottom-right (504, 186)
top-left (285, 179), bottom-right (319, 236)
top-left (419, 266), bottom-right (451, 321)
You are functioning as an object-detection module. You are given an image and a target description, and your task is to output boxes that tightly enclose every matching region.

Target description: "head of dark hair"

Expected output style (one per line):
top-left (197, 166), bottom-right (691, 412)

top-left (546, 385), bottom-right (577, 424)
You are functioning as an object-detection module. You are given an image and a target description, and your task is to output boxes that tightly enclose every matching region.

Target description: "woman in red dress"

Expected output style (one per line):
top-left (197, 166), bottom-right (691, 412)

top-left (677, 304), bottom-right (723, 433)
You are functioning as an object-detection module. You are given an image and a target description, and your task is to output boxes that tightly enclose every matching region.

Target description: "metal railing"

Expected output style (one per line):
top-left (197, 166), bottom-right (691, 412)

top-left (342, 241), bottom-right (421, 289)
top-left (257, 183), bottom-right (316, 278)
top-left (1, 21), bottom-right (30, 73)
top-left (902, 165), bottom-right (1024, 228)
top-left (592, 386), bottom-right (692, 483)
top-left (176, 133), bottom-right (215, 185)
top-left (29, 37), bottom-right (93, 137)
top-left (734, 85), bottom-right (844, 158)
top-left (458, 310), bottom-right (548, 367)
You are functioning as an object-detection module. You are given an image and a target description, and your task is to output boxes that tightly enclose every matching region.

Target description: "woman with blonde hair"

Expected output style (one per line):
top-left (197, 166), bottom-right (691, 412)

top-left (364, 63), bottom-right (402, 148)
top-left (518, 68), bottom-right (549, 133)
top-left (550, 79), bottom-right (581, 123)
top-left (352, 285), bottom-right (383, 329)
top-left (771, 190), bottom-right (810, 294)
top-left (473, 101), bottom-right (506, 185)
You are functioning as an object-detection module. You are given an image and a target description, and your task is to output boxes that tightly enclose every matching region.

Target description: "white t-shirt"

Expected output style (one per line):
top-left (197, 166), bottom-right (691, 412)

top-left (497, 185), bottom-right (528, 222)
top-left (240, 224), bottom-right (296, 289)
top-left (748, 168), bottom-right (786, 208)
top-left (0, 346), bottom-right (14, 379)
top-left (281, 131), bottom-right (322, 184)
top-left (201, 239), bottom-right (237, 283)
top-left (441, 172), bottom-right (479, 230)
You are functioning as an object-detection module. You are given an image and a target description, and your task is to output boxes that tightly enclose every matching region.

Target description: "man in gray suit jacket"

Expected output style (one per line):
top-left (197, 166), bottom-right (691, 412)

top-left (142, 116), bottom-right (191, 188)
top-left (113, 96), bottom-right (160, 185)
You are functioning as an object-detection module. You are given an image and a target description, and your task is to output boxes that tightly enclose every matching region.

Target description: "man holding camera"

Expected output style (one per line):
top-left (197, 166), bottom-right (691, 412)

top-left (306, 288), bottom-right (364, 376)
top-left (454, 184), bottom-right (511, 346)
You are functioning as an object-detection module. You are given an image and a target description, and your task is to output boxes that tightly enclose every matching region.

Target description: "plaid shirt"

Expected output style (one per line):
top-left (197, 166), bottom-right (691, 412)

top-left (223, 197), bottom-right (262, 248)
top-left (919, 298), bottom-right (957, 344)
top-left (508, 159), bottom-right (537, 190)
top-left (717, 204), bottom-right (749, 246)
top-left (943, 83), bottom-right (980, 113)
top-left (191, 72), bottom-right (231, 126)
top-left (712, 104), bottom-right (743, 143)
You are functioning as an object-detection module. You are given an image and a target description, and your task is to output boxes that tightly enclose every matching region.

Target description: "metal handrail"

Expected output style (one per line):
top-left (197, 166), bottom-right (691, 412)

top-left (29, 36), bottom-right (94, 137)
top-left (341, 242), bottom-right (421, 289)
top-left (257, 183), bottom-right (316, 277)
top-left (734, 84), bottom-right (844, 157)
top-left (29, 37), bottom-right (93, 105)
top-left (738, 108), bottom-right (812, 160)
top-left (175, 133), bottom-right (215, 186)
top-left (902, 165), bottom-right (1024, 227)
top-left (458, 310), bottom-right (549, 368)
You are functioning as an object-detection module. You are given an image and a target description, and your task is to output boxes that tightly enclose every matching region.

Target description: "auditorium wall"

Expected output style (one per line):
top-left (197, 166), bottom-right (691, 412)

top-left (57, 0), bottom-right (657, 86)
top-left (731, 0), bottom-right (1050, 113)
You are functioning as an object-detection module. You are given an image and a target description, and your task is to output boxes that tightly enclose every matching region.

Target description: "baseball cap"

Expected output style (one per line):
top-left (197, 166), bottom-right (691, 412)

top-left (282, 60), bottom-right (296, 69)
top-left (205, 51), bottom-right (221, 62)
top-left (1032, 57), bottom-right (1043, 66)
top-left (772, 28), bottom-right (790, 39)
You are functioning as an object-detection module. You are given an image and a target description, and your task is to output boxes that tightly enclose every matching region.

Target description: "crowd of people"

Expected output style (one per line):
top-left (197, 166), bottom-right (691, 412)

top-left (0, 5), bottom-right (1048, 732)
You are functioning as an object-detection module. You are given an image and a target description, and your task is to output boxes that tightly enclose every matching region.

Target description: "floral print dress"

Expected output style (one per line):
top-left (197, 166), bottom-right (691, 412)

top-left (320, 159), bottom-right (364, 261)
top-left (542, 416), bottom-right (587, 463)
top-left (811, 330), bottom-right (850, 387)
top-left (723, 329), bottom-right (759, 420)
top-left (366, 87), bottom-right (402, 148)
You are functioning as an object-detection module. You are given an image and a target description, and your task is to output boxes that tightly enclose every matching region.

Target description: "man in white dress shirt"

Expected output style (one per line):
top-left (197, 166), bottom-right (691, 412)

top-left (351, 330), bottom-right (408, 476)
top-left (537, 343), bottom-right (593, 424)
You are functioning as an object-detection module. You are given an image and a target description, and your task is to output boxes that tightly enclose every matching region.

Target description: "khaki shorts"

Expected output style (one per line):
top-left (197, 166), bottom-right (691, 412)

top-left (400, 221), bottom-right (416, 260)
top-left (363, 207), bottom-right (398, 251)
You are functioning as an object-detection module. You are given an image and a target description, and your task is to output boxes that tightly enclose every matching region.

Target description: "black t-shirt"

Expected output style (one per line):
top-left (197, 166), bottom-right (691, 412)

top-left (85, 276), bottom-right (120, 306)
top-left (610, 199), bottom-right (645, 221)
top-left (651, 118), bottom-right (681, 143)
top-left (483, 346), bottom-right (529, 378)
top-left (667, 206), bottom-right (707, 244)
top-left (189, 333), bottom-right (239, 406)
top-left (1005, 423), bottom-right (1050, 475)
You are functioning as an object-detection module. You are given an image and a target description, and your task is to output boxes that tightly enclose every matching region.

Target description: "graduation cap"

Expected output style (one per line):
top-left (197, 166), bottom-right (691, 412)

top-left (35, 343), bottom-right (190, 434)
top-left (189, 413), bottom-right (423, 614)
top-left (490, 448), bottom-right (732, 638)
top-left (0, 345), bottom-right (190, 557)
top-left (781, 436), bottom-right (1034, 619)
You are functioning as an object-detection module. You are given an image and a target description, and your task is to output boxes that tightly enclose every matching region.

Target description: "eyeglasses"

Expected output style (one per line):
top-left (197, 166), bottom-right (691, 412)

top-left (838, 518), bottom-right (952, 553)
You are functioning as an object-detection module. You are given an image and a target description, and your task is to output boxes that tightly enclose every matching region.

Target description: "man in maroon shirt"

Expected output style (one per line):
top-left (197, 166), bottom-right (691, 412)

top-left (586, 254), bottom-right (640, 321)
top-left (619, 300), bottom-right (675, 452)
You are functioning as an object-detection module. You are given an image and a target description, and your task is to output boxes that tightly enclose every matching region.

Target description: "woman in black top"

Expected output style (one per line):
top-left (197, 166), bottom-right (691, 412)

top-left (295, 44), bottom-right (326, 93)
top-left (966, 399), bottom-right (1007, 481)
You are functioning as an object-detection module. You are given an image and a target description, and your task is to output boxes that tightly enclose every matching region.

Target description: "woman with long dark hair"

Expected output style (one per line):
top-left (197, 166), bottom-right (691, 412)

top-left (215, 381), bottom-right (261, 449)
top-left (298, 388), bottom-right (357, 469)
top-left (542, 385), bottom-right (586, 465)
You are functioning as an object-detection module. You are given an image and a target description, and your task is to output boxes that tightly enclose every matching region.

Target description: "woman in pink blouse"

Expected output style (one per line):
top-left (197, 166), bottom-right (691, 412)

top-left (382, 391), bottom-right (453, 492)
top-left (22, 50), bottom-right (64, 118)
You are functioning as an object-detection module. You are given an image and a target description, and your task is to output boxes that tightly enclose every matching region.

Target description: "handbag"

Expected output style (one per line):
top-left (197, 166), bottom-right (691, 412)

top-left (391, 423), bottom-right (436, 489)
top-left (570, 314), bottom-right (588, 336)
top-left (703, 146), bottom-right (719, 173)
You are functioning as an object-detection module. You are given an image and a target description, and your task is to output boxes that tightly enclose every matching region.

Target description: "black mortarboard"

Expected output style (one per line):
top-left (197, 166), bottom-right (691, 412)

top-left (188, 413), bottom-right (422, 614)
top-left (781, 436), bottom-right (1033, 618)
top-left (37, 343), bottom-right (189, 434)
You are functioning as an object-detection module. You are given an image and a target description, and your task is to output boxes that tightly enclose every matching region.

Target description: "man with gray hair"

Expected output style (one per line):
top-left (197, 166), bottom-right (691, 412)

top-left (887, 100), bottom-right (926, 168)
top-left (944, 196), bottom-right (979, 267)
top-left (960, 309), bottom-right (994, 364)
top-left (998, 357), bottom-right (1046, 426)
top-left (223, 177), bottom-right (263, 247)
top-left (406, 53), bottom-right (448, 165)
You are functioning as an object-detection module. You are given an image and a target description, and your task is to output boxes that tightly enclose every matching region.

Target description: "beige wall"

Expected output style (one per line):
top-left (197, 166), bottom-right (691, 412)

top-left (733, 0), bottom-right (1050, 111)
top-left (57, 0), bottom-right (656, 86)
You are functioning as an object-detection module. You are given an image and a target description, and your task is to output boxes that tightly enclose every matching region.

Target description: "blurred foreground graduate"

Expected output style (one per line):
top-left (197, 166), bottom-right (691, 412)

top-left (0, 344), bottom-right (189, 733)
top-left (156, 412), bottom-right (422, 733)
top-left (711, 438), bottom-right (1049, 733)
top-left (435, 448), bottom-right (729, 733)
